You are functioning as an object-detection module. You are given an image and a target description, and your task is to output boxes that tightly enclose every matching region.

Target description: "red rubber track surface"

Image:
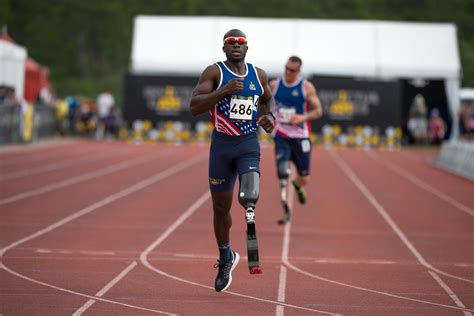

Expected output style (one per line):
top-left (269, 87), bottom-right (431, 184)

top-left (1, 140), bottom-right (472, 315)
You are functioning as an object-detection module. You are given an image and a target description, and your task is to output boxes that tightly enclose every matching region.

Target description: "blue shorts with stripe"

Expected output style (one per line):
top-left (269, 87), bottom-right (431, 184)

top-left (209, 130), bottom-right (260, 192)
top-left (274, 134), bottom-right (311, 176)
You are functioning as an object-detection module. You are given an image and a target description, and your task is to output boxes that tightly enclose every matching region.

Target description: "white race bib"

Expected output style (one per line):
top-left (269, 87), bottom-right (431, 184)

top-left (230, 96), bottom-right (254, 120)
top-left (278, 107), bottom-right (296, 123)
top-left (301, 139), bottom-right (311, 153)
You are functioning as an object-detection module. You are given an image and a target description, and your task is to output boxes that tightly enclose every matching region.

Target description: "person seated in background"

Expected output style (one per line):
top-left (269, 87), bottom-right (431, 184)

top-left (407, 94), bottom-right (428, 144)
top-left (427, 108), bottom-right (445, 144)
top-left (75, 98), bottom-right (97, 136)
top-left (459, 98), bottom-right (474, 140)
top-left (54, 98), bottom-right (69, 136)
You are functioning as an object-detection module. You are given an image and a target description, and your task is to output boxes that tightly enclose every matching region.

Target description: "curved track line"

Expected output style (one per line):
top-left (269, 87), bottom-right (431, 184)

top-left (1, 156), bottom-right (206, 314)
top-left (368, 151), bottom-right (474, 217)
top-left (140, 191), bottom-right (342, 316)
top-left (1, 263), bottom-right (175, 315)
top-left (1, 154), bottom-right (205, 257)
top-left (284, 259), bottom-right (474, 313)
top-left (277, 166), bottom-right (473, 313)
top-left (330, 151), bottom-right (474, 285)
top-left (0, 148), bottom-right (179, 206)
top-left (0, 147), bottom-right (123, 181)
top-left (428, 271), bottom-right (473, 316)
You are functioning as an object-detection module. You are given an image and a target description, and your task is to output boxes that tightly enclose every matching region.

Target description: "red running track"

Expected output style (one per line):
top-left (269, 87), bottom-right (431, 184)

top-left (1, 140), bottom-right (473, 315)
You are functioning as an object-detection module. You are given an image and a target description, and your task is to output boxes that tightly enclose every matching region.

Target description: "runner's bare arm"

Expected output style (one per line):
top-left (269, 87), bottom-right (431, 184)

top-left (190, 65), bottom-right (244, 116)
top-left (255, 67), bottom-right (275, 133)
top-left (288, 80), bottom-right (322, 125)
top-left (304, 80), bottom-right (323, 120)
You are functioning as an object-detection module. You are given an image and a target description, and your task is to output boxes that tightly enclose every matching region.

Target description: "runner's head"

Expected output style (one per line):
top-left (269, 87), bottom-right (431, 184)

top-left (222, 29), bottom-right (248, 62)
top-left (284, 56), bottom-right (302, 82)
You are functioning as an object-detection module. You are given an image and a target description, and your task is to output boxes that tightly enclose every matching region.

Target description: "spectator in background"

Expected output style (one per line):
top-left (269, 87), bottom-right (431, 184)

top-left (65, 96), bottom-right (79, 134)
top-left (0, 85), bottom-right (7, 103)
top-left (407, 94), bottom-right (428, 144)
top-left (459, 97), bottom-right (474, 140)
top-left (54, 98), bottom-right (69, 136)
top-left (76, 98), bottom-right (97, 136)
top-left (95, 90), bottom-right (115, 140)
top-left (427, 108), bottom-right (445, 144)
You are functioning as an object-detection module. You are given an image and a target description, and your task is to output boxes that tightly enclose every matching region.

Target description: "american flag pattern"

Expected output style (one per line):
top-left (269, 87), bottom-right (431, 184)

top-left (211, 61), bottom-right (263, 136)
top-left (273, 77), bottom-right (310, 139)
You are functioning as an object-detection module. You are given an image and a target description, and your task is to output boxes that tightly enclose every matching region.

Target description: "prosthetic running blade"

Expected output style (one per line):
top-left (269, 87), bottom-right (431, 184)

top-left (245, 208), bottom-right (262, 274)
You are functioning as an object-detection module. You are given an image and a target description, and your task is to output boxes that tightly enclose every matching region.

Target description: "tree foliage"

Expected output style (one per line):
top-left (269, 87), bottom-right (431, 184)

top-left (1, 0), bottom-right (473, 99)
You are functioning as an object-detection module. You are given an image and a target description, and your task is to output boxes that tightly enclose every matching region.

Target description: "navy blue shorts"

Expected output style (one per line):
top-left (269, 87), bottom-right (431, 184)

top-left (209, 131), bottom-right (260, 192)
top-left (274, 134), bottom-right (311, 176)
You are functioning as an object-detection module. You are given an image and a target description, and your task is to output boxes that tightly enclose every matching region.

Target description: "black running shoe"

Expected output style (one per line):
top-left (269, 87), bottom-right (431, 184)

top-left (214, 251), bottom-right (240, 292)
top-left (292, 181), bottom-right (307, 204)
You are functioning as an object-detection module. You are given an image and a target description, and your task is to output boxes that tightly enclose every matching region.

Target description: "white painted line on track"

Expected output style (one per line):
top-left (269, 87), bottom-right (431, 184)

top-left (1, 262), bottom-right (175, 315)
top-left (0, 139), bottom-right (77, 154)
top-left (0, 145), bottom-right (90, 166)
top-left (0, 154), bottom-right (204, 257)
top-left (428, 271), bottom-right (472, 316)
top-left (1, 155), bottom-right (204, 314)
top-left (284, 258), bottom-right (474, 313)
top-left (276, 181), bottom-right (295, 316)
top-left (368, 151), bottom-right (474, 217)
top-left (0, 149), bottom-right (177, 206)
top-left (331, 151), bottom-right (474, 284)
top-left (140, 191), bottom-right (341, 315)
top-left (0, 149), bottom-right (123, 181)
top-left (73, 261), bottom-right (138, 315)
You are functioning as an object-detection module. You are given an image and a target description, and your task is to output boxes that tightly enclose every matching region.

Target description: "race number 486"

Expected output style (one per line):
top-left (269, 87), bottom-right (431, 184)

top-left (230, 97), bottom-right (253, 120)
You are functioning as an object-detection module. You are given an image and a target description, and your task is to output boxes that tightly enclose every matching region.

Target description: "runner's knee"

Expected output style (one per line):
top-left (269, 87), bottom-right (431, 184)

top-left (277, 161), bottom-right (290, 179)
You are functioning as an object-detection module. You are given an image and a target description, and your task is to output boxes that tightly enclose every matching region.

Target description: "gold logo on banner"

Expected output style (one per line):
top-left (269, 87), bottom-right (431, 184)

top-left (156, 85), bottom-right (181, 111)
top-left (330, 90), bottom-right (354, 116)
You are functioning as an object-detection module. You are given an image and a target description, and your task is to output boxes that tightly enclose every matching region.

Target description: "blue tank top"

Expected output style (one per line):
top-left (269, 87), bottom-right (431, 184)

top-left (273, 77), bottom-right (310, 138)
top-left (211, 61), bottom-right (264, 136)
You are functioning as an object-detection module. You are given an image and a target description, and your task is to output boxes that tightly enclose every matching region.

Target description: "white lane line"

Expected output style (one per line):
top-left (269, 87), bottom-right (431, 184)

top-left (0, 149), bottom-right (176, 206)
top-left (0, 154), bottom-right (205, 257)
top-left (284, 259), bottom-right (474, 313)
top-left (368, 151), bottom-right (474, 217)
top-left (0, 139), bottom-right (77, 154)
top-left (0, 149), bottom-right (123, 181)
top-left (0, 145), bottom-right (89, 166)
top-left (72, 299), bottom-right (96, 316)
top-left (428, 271), bottom-right (472, 316)
top-left (276, 181), bottom-right (295, 316)
top-left (140, 191), bottom-right (341, 315)
top-left (1, 155), bottom-right (203, 314)
top-left (275, 266), bottom-right (287, 316)
top-left (73, 261), bottom-right (138, 315)
top-left (34, 248), bottom-right (115, 256)
top-left (1, 262), bottom-right (175, 315)
top-left (331, 151), bottom-right (474, 284)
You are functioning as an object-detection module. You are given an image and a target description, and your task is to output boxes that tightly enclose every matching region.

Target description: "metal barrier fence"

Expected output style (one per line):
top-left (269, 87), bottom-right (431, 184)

top-left (0, 102), bottom-right (56, 145)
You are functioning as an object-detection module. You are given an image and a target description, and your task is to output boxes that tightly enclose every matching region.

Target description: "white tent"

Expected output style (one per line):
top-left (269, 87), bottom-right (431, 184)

top-left (131, 15), bottom-right (460, 79)
top-left (0, 39), bottom-right (26, 98)
top-left (130, 15), bottom-right (462, 138)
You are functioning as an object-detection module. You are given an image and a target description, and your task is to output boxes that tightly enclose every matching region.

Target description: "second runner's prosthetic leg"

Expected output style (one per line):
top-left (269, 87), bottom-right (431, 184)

top-left (239, 171), bottom-right (262, 274)
top-left (276, 161), bottom-right (291, 225)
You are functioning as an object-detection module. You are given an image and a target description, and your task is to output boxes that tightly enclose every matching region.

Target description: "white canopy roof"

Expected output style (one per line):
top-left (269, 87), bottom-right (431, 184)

top-left (0, 39), bottom-right (26, 98)
top-left (131, 15), bottom-right (461, 80)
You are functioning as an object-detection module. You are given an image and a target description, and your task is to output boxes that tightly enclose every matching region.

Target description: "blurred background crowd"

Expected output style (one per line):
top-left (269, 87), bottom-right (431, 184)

top-left (1, 0), bottom-right (473, 148)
